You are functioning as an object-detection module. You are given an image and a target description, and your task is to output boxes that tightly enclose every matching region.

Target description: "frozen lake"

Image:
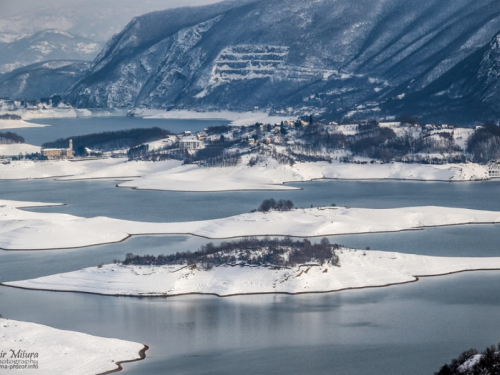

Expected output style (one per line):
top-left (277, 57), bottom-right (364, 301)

top-left (19, 116), bottom-right (228, 145)
top-left (1, 118), bottom-right (500, 374)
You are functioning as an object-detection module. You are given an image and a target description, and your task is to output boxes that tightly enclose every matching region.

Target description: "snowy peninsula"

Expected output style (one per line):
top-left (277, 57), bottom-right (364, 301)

top-left (1, 200), bottom-right (500, 250)
top-left (132, 109), bottom-right (293, 126)
top-left (115, 159), bottom-right (489, 192)
top-left (0, 318), bottom-right (146, 375)
top-left (0, 119), bottom-right (48, 130)
top-left (0, 158), bottom-right (181, 181)
top-left (6, 250), bottom-right (500, 297)
top-left (0, 157), bottom-right (490, 188)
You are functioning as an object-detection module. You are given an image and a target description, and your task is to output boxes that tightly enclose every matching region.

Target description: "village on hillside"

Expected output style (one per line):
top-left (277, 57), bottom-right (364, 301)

top-left (1, 104), bottom-right (500, 178)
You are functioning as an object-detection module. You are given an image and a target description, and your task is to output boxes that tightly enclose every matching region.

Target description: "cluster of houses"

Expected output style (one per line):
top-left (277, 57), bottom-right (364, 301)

top-left (0, 99), bottom-right (36, 111)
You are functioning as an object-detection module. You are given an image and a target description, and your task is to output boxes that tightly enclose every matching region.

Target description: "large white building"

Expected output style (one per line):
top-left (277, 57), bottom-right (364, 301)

top-left (179, 137), bottom-right (203, 151)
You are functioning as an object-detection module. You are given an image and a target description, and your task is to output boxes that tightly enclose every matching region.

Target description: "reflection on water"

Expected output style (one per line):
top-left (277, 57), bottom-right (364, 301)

top-left (1, 171), bottom-right (500, 374)
top-left (2, 272), bottom-right (500, 375)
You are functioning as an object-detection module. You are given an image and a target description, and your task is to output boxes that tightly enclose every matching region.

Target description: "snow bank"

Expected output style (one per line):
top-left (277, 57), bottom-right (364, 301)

top-left (0, 119), bottom-right (48, 130)
top-left (1, 203), bottom-right (500, 250)
top-left (57, 159), bottom-right (183, 181)
top-left (0, 143), bottom-right (41, 157)
top-left (117, 162), bottom-right (306, 191)
top-left (0, 318), bottom-right (146, 375)
top-left (8, 250), bottom-right (500, 297)
top-left (118, 161), bottom-right (489, 192)
top-left (75, 108), bottom-right (92, 117)
top-left (0, 157), bottom-right (490, 188)
top-left (317, 162), bottom-right (489, 181)
top-left (0, 199), bottom-right (64, 208)
top-left (0, 158), bottom-right (130, 180)
top-left (138, 109), bottom-right (293, 126)
top-left (19, 107), bottom-right (79, 120)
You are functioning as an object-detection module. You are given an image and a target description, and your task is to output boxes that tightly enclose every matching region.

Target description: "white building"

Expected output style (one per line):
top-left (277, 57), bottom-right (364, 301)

top-left (179, 137), bottom-right (203, 150)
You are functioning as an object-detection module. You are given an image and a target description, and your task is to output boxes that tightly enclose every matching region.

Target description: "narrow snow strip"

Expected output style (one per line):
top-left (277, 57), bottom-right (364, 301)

top-left (0, 159), bottom-right (490, 186)
top-left (7, 250), bottom-right (500, 297)
top-left (56, 159), bottom-right (183, 181)
top-left (0, 199), bottom-right (65, 208)
top-left (0, 318), bottom-right (146, 375)
top-left (0, 203), bottom-right (499, 250)
top-left (117, 161), bottom-right (489, 192)
top-left (0, 120), bottom-right (48, 129)
top-left (138, 109), bottom-right (293, 126)
top-left (0, 158), bottom-right (130, 180)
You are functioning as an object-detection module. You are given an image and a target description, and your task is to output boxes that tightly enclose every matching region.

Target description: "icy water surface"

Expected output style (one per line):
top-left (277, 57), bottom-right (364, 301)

top-left (19, 116), bottom-right (228, 145)
top-left (1, 136), bottom-right (500, 374)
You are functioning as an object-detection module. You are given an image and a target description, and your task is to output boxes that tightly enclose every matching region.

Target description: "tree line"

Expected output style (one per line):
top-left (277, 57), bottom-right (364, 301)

top-left (254, 198), bottom-right (294, 212)
top-left (436, 342), bottom-right (500, 375)
top-left (184, 145), bottom-right (241, 167)
top-left (467, 122), bottom-right (500, 163)
top-left (122, 237), bottom-right (341, 270)
top-left (42, 127), bottom-right (172, 155)
top-left (294, 122), bottom-right (463, 163)
top-left (0, 114), bottom-right (21, 120)
top-left (0, 132), bottom-right (24, 144)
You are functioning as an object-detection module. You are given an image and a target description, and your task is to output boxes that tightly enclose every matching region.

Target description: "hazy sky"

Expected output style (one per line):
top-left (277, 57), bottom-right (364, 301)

top-left (0, 0), bottom-right (225, 40)
top-left (0, 0), bottom-right (222, 17)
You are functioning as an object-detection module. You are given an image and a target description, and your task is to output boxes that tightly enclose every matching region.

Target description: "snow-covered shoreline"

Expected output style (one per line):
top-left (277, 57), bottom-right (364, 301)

top-left (133, 109), bottom-right (294, 126)
top-left (0, 318), bottom-right (147, 375)
top-left (0, 158), bottom-right (141, 180)
top-left (1, 201), bottom-right (500, 250)
top-left (2, 107), bottom-right (82, 121)
top-left (115, 160), bottom-right (489, 192)
top-left (6, 250), bottom-right (500, 297)
top-left (0, 119), bottom-right (49, 130)
top-left (0, 157), bottom-right (491, 188)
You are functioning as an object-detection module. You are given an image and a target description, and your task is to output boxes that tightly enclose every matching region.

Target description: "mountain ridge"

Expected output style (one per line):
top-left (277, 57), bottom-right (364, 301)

top-left (60, 0), bottom-right (500, 123)
top-left (0, 29), bottom-right (101, 74)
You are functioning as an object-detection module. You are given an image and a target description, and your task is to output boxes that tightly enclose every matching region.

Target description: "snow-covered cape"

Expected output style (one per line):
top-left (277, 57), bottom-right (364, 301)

top-left (1, 200), bottom-right (500, 250)
top-left (0, 318), bottom-right (146, 375)
top-left (6, 250), bottom-right (500, 297)
top-left (0, 157), bottom-right (490, 188)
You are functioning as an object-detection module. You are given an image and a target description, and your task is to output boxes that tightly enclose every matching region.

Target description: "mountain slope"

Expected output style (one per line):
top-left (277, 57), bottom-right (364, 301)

top-left (0, 29), bottom-right (101, 73)
top-left (66, 0), bottom-right (500, 122)
top-left (0, 60), bottom-right (90, 100)
top-left (384, 30), bottom-right (500, 123)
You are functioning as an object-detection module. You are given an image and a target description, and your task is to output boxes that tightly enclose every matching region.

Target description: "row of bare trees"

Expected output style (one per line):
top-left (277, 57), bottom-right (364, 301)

top-left (122, 237), bottom-right (341, 270)
top-left (436, 342), bottom-right (500, 375)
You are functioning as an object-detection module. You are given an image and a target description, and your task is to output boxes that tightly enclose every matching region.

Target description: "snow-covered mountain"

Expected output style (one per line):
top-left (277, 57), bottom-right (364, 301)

top-left (64, 0), bottom-right (500, 123)
top-left (385, 30), bottom-right (500, 123)
top-left (0, 60), bottom-right (90, 100)
top-left (0, 0), bottom-right (222, 42)
top-left (0, 29), bottom-right (101, 73)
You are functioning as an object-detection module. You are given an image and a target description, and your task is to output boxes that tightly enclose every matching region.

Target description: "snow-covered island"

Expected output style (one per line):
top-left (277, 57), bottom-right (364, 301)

top-left (1, 199), bottom-right (500, 250)
top-left (0, 156), bottom-right (491, 189)
top-left (6, 241), bottom-right (500, 297)
top-left (0, 318), bottom-right (147, 375)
